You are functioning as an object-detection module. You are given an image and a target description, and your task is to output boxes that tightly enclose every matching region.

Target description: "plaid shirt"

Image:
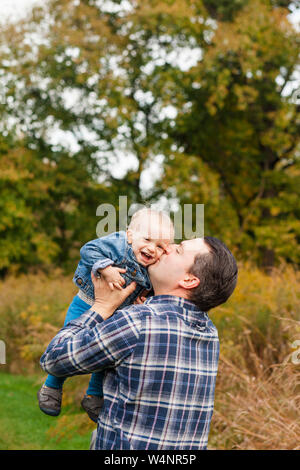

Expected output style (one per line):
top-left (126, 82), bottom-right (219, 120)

top-left (40, 295), bottom-right (219, 450)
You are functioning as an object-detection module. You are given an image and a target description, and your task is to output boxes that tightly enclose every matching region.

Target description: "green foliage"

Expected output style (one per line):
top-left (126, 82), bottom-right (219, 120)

top-left (160, 0), bottom-right (300, 266)
top-left (0, 0), bottom-right (299, 271)
top-left (0, 133), bottom-right (114, 273)
top-left (0, 136), bottom-right (59, 274)
top-left (203, 0), bottom-right (249, 21)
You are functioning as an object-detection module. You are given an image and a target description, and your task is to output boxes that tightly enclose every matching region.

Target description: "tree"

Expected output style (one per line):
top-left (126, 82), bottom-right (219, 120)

top-left (0, 134), bottom-right (57, 274)
top-left (0, 0), bottom-right (210, 205)
top-left (0, 0), bottom-right (172, 204)
top-left (0, 0), bottom-right (299, 270)
top-left (160, 0), bottom-right (300, 266)
top-left (0, 129), bottom-right (115, 274)
top-left (0, 1), bottom-right (122, 273)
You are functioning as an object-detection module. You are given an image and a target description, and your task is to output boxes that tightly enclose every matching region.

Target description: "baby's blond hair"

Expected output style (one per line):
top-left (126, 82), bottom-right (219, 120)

top-left (128, 208), bottom-right (174, 240)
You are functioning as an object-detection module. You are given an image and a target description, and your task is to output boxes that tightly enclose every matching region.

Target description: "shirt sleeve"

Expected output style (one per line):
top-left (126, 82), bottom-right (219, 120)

top-left (39, 307), bottom-right (141, 378)
top-left (79, 232), bottom-right (126, 273)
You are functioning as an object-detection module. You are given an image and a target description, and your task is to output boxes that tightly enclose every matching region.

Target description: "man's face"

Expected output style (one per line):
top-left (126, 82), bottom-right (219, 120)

top-left (148, 238), bottom-right (210, 293)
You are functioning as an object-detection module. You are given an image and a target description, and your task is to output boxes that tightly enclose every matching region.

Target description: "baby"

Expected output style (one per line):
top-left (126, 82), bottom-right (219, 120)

top-left (38, 208), bottom-right (174, 422)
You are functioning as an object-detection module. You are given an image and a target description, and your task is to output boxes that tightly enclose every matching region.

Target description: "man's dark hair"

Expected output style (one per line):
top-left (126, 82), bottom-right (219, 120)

top-left (188, 236), bottom-right (238, 312)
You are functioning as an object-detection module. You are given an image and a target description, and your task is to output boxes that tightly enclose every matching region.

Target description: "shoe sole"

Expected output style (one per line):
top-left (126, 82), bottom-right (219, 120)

top-left (85, 412), bottom-right (98, 423)
top-left (38, 406), bottom-right (60, 417)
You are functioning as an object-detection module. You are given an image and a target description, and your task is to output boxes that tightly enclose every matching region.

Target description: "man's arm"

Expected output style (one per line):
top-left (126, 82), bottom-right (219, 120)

top-left (40, 275), bottom-right (138, 377)
top-left (40, 307), bottom-right (141, 378)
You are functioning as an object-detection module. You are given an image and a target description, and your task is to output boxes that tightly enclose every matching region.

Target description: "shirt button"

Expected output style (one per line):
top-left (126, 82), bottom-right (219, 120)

top-left (132, 269), bottom-right (136, 276)
top-left (77, 278), bottom-right (83, 285)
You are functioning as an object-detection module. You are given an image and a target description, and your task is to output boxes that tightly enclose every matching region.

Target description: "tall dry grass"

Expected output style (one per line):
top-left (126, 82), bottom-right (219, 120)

top-left (0, 269), bottom-right (76, 374)
top-left (209, 351), bottom-right (299, 449)
top-left (211, 262), bottom-right (300, 371)
top-left (0, 263), bottom-right (299, 448)
top-left (208, 263), bottom-right (300, 450)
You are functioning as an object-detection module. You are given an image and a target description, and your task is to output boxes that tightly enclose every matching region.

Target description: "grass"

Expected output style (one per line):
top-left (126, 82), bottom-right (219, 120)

top-left (209, 357), bottom-right (300, 450)
top-left (0, 373), bottom-right (94, 450)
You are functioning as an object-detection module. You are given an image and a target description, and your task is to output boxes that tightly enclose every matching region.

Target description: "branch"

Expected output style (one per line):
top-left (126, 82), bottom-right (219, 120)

top-left (206, 158), bottom-right (244, 228)
top-left (280, 161), bottom-right (296, 171)
top-left (279, 65), bottom-right (296, 95)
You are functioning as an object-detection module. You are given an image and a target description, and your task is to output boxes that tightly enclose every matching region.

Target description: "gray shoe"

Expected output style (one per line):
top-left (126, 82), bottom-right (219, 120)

top-left (37, 384), bottom-right (62, 417)
top-left (81, 394), bottom-right (104, 423)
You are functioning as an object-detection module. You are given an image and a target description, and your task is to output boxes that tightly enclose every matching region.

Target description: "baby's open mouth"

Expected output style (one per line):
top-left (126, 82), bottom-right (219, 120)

top-left (140, 251), bottom-right (154, 263)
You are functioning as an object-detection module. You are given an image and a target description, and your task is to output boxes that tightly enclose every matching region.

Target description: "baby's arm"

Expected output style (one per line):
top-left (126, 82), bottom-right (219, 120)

top-left (79, 233), bottom-right (127, 289)
top-left (80, 239), bottom-right (115, 271)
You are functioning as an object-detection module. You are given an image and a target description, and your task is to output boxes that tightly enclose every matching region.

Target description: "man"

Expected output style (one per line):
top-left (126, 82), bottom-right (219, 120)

top-left (40, 237), bottom-right (237, 450)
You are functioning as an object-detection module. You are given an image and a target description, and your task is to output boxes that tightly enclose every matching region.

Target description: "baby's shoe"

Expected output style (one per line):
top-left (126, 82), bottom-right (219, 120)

top-left (81, 394), bottom-right (104, 423)
top-left (37, 384), bottom-right (62, 416)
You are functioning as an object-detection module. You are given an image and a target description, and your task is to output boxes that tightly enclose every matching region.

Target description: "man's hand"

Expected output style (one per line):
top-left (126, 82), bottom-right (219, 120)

top-left (99, 265), bottom-right (127, 291)
top-left (91, 272), bottom-right (137, 320)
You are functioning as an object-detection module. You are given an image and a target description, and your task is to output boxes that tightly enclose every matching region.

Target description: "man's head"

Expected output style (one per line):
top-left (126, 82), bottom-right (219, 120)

top-left (148, 236), bottom-right (238, 311)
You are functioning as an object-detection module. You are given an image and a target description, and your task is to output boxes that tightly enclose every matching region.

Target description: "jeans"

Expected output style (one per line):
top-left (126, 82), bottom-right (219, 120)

top-left (44, 294), bottom-right (104, 397)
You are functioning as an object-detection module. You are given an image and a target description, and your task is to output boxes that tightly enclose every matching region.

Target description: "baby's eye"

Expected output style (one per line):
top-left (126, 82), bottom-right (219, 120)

top-left (144, 238), bottom-right (150, 242)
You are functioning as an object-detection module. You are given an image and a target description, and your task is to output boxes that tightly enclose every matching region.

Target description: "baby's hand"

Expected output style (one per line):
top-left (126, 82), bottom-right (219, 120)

top-left (99, 266), bottom-right (127, 291)
top-left (134, 295), bottom-right (147, 305)
top-left (134, 289), bottom-right (151, 305)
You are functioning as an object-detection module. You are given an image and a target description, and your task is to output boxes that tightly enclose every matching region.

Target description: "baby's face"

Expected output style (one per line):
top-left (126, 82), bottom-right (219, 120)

top-left (127, 218), bottom-right (174, 267)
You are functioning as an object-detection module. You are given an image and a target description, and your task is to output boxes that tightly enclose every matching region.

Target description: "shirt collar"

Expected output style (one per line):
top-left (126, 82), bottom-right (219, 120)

top-left (144, 294), bottom-right (208, 325)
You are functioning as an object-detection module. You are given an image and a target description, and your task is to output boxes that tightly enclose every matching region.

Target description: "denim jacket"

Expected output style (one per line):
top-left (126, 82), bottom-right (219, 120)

top-left (73, 231), bottom-right (152, 309)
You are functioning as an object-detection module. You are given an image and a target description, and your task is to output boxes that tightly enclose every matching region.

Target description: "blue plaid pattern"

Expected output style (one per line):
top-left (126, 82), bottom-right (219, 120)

top-left (40, 295), bottom-right (219, 450)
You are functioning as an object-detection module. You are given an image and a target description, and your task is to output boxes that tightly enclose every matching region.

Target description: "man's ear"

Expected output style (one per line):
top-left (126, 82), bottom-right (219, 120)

top-left (178, 274), bottom-right (200, 290)
top-left (126, 229), bottom-right (133, 244)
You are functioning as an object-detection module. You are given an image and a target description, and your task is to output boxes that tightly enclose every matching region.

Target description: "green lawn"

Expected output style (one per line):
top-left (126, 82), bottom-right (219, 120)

top-left (0, 373), bottom-right (94, 450)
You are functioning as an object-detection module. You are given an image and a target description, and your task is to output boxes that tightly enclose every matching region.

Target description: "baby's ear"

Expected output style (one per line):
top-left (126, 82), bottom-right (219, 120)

top-left (126, 229), bottom-right (133, 244)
